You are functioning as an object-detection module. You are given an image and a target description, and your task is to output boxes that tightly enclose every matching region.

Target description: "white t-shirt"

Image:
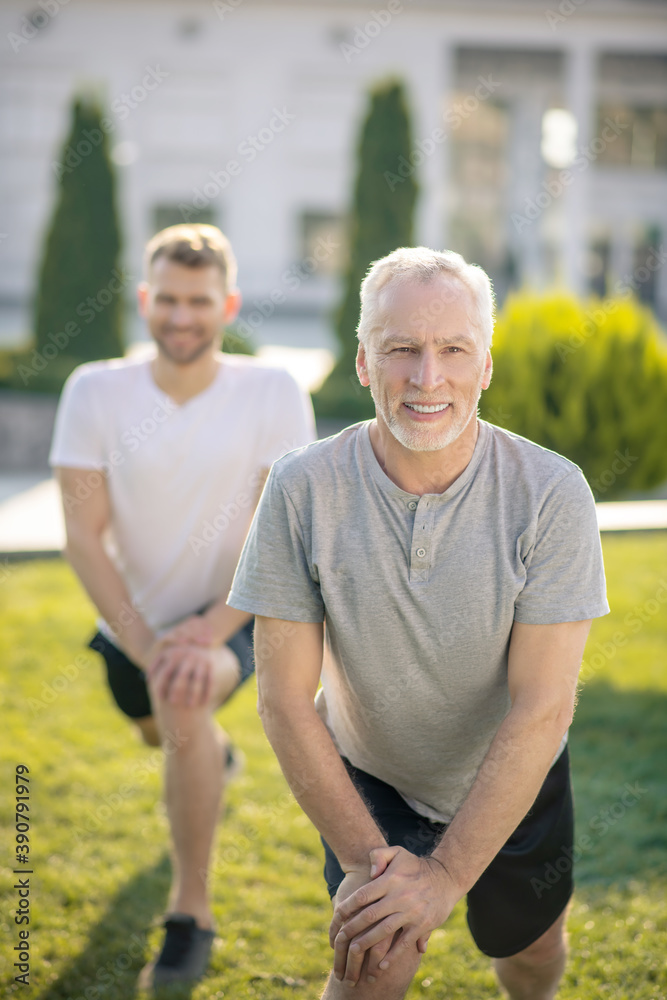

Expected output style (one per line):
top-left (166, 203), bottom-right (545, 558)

top-left (49, 351), bottom-right (315, 637)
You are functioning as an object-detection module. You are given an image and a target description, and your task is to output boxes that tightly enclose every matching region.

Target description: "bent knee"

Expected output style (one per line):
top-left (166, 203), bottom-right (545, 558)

top-left (507, 927), bottom-right (567, 970)
top-left (211, 644), bottom-right (242, 706)
top-left (147, 697), bottom-right (211, 735)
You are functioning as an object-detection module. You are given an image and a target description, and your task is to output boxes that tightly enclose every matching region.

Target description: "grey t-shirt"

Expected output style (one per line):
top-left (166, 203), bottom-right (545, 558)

top-left (229, 419), bottom-right (609, 822)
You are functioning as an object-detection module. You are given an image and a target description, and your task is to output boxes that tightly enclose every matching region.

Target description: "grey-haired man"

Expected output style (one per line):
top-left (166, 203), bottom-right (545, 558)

top-left (228, 247), bottom-right (608, 999)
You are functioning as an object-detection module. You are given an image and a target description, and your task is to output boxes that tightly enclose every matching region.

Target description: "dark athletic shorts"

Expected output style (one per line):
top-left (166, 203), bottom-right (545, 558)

top-left (322, 746), bottom-right (574, 959)
top-left (88, 619), bottom-right (255, 719)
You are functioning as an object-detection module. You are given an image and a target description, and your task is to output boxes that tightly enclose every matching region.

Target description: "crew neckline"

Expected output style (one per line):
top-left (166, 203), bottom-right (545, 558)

top-left (144, 355), bottom-right (226, 408)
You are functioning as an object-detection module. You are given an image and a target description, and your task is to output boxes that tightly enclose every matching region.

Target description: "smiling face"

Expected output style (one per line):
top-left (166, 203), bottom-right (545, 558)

top-left (356, 275), bottom-right (492, 454)
top-left (139, 258), bottom-right (238, 366)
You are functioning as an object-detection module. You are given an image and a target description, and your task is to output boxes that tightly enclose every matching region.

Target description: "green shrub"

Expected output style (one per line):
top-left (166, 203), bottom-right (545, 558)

top-left (0, 345), bottom-right (82, 394)
top-left (222, 326), bottom-right (256, 355)
top-left (314, 79), bottom-right (417, 420)
top-left (480, 292), bottom-right (667, 498)
top-left (25, 95), bottom-right (125, 394)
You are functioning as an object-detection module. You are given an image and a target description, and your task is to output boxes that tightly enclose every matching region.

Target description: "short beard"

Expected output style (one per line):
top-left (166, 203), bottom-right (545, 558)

top-left (370, 382), bottom-right (483, 453)
top-left (154, 331), bottom-right (218, 366)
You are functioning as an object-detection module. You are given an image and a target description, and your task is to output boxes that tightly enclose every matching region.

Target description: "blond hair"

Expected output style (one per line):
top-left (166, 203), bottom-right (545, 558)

top-left (143, 224), bottom-right (237, 292)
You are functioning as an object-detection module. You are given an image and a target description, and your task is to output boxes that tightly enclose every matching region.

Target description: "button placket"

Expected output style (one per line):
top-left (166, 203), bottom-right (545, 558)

top-left (409, 497), bottom-right (432, 582)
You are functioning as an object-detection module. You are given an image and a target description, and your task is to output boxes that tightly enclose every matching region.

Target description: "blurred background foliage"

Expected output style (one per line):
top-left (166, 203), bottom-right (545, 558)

top-left (35, 97), bottom-right (123, 384)
top-left (479, 292), bottom-right (667, 499)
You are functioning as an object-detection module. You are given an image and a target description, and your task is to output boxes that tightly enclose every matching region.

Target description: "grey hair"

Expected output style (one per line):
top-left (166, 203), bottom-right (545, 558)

top-left (357, 246), bottom-right (495, 350)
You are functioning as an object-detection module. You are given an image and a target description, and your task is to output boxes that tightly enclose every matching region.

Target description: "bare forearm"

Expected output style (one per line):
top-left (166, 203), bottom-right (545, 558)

top-left (431, 704), bottom-right (570, 895)
top-left (260, 700), bottom-right (386, 869)
top-left (204, 597), bottom-right (251, 646)
top-left (64, 533), bottom-right (154, 664)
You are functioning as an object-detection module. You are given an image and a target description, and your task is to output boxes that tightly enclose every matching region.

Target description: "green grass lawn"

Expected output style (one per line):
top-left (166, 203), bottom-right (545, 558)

top-left (1, 533), bottom-right (666, 999)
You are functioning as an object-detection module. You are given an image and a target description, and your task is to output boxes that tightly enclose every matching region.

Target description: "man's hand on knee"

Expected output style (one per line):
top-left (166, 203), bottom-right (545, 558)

top-left (330, 847), bottom-right (457, 986)
top-left (146, 644), bottom-right (214, 708)
top-left (331, 865), bottom-right (398, 986)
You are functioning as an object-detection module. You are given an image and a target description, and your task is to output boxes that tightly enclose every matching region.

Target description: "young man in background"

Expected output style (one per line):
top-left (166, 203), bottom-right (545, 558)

top-left (50, 224), bottom-right (315, 986)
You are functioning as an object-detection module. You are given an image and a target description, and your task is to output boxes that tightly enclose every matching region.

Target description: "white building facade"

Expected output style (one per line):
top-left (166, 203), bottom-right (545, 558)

top-left (1, 0), bottom-right (666, 351)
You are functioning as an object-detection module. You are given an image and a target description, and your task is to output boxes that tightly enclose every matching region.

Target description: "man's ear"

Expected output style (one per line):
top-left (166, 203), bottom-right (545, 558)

top-left (223, 289), bottom-right (242, 325)
top-left (481, 350), bottom-right (493, 390)
top-left (356, 343), bottom-right (370, 387)
top-left (137, 282), bottom-right (149, 318)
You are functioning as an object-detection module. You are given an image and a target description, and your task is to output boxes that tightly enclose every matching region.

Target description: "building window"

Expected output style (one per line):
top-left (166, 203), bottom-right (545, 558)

top-left (597, 53), bottom-right (667, 170)
top-left (633, 225), bottom-right (662, 307)
top-left (595, 105), bottom-right (667, 169)
top-left (587, 237), bottom-right (611, 298)
top-left (300, 212), bottom-right (346, 276)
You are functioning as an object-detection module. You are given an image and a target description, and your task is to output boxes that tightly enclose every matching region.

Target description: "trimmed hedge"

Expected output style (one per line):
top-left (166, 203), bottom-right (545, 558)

top-left (33, 96), bottom-right (125, 376)
top-left (479, 292), bottom-right (667, 499)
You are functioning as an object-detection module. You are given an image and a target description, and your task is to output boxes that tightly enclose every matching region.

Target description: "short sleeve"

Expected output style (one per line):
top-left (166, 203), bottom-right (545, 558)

top-left (49, 367), bottom-right (107, 469)
top-left (228, 463), bottom-right (324, 623)
top-left (258, 371), bottom-right (316, 468)
top-left (513, 469), bottom-right (610, 624)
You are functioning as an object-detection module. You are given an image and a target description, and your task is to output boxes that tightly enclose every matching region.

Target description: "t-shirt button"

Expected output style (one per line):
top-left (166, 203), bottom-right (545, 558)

top-left (408, 500), bottom-right (417, 510)
top-left (416, 547), bottom-right (427, 558)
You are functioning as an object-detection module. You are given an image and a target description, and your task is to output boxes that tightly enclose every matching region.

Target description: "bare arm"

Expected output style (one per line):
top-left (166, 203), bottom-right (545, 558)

top-left (331, 618), bottom-right (592, 982)
top-left (429, 618), bottom-right (590, 887)
top-left (255, 616), bottom-right (387, 870)
top-left (55, 467), bottom-right (155, 666)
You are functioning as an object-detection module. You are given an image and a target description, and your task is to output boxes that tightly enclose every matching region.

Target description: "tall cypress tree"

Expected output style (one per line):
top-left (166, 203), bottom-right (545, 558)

top-left (314, 79), bottom-right (418, 420)
top-left (33, 96), bottom-right (124, 381)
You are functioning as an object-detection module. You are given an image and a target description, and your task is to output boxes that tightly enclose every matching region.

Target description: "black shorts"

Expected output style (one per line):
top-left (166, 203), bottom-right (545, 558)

top-left (322, 747), bottom-right (574, 959)
top-left (88, 619), bottom-right (255, 719)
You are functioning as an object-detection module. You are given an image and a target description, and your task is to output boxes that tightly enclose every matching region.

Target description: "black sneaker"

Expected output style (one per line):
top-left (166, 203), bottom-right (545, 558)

top-left (139, 913), bottom-right (215, 987)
